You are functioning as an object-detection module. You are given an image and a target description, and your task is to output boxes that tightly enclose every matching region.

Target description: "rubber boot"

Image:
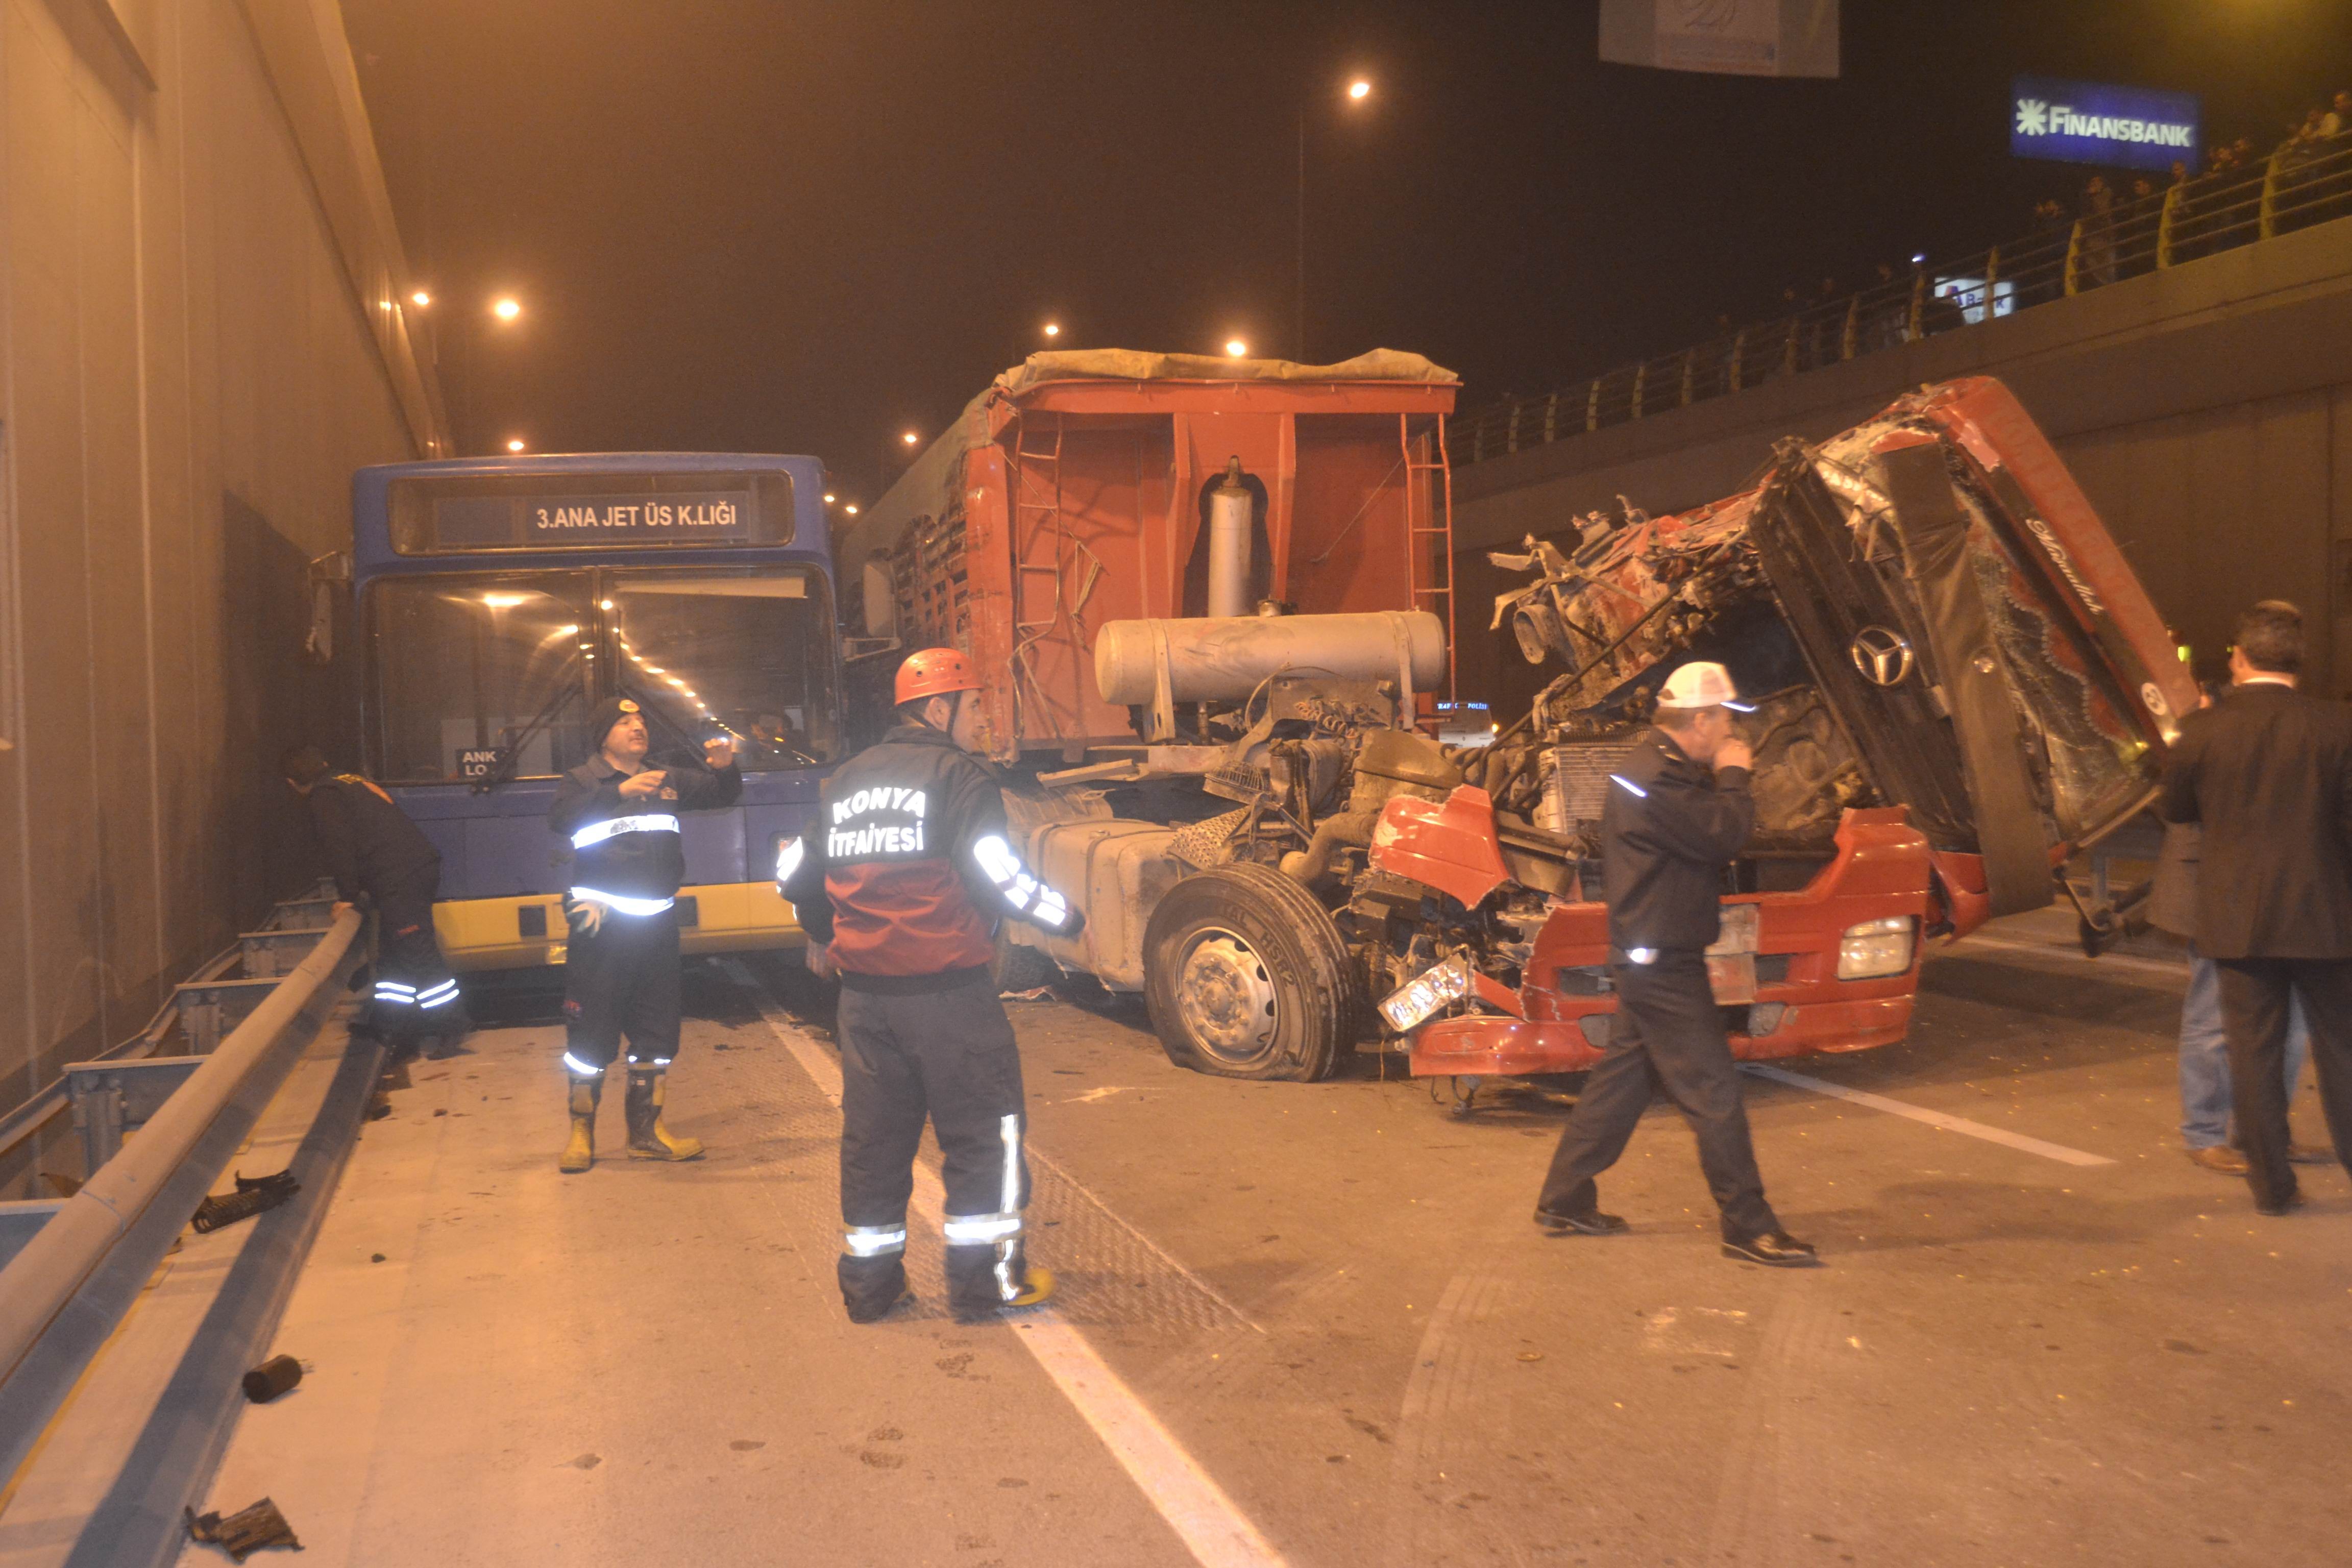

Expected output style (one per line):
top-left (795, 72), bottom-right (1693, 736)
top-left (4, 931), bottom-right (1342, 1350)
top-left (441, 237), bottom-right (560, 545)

top-left (625, 1068), bottom-right (704, 1161)
top-left (559, 1072), bottom-right (602, 1174)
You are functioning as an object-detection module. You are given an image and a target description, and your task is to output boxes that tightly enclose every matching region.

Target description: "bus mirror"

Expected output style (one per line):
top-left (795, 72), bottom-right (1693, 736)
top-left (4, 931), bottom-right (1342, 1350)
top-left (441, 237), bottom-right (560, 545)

top-left (303, 551), bottom-right (351, 665)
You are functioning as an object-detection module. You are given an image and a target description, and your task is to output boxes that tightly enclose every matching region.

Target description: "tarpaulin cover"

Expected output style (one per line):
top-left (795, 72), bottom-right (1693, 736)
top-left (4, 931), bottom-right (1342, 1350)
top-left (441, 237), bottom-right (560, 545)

top-left (993, 348), bottom-right (1457, 397)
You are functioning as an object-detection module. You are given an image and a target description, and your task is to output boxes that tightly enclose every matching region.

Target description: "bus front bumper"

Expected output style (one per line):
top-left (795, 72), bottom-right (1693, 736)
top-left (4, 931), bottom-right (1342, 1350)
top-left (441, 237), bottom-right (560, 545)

top-left (432, 882), bottom-right (807, 972)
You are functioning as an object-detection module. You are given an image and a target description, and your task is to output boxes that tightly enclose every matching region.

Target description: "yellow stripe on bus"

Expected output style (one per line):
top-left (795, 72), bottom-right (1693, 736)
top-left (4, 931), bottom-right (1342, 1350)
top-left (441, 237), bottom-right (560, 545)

top-left (432, 882), bottom-right (806, 972)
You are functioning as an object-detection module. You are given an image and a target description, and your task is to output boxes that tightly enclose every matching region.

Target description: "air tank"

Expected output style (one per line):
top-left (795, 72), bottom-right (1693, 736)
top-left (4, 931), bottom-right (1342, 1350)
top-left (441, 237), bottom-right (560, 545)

top-left (1094, 610), bottom-right (1448, 705)
top-left (1205, 457), bottom-right (1255, 619)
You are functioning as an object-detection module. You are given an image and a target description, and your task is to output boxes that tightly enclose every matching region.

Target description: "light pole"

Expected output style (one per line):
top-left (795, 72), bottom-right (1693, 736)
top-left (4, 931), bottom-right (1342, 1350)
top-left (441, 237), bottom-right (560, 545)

top-left (1298, 77), bottom-right (1375, 362)
top-left (448, 295), bottom-right (526, 455)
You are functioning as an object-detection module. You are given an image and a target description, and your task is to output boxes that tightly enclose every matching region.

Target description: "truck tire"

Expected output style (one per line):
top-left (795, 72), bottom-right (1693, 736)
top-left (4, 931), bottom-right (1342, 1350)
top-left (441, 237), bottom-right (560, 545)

top-left (1143, 864), bottom-right (1362, 1081)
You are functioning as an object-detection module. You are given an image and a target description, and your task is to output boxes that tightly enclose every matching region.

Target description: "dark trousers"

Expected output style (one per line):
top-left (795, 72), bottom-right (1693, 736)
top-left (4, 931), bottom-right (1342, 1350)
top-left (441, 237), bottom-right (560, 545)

top-left (562, 907), bottom-right (681, 1071)
top-left (1538, 949), bottom-right (1779, 1241)
top-left (371, 870), bottom-right (466, 1039)
top-left (2214, 957), bottom-right (2352, 1208)
top-left (835, 972), bottom-right (1028, 1318)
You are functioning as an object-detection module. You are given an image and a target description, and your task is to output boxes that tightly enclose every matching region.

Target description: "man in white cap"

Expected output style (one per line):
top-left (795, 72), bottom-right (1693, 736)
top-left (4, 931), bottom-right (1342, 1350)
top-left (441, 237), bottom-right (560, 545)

top-left (1534, 660), bottom-right (1818, 1266)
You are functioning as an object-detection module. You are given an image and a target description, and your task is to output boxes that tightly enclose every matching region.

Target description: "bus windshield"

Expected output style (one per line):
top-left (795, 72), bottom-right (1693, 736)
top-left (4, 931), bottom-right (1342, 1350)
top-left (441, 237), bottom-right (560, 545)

top-left (607, 568), bottom-right (840, 768)
top-left (368, 565), bottom-right (839, 781)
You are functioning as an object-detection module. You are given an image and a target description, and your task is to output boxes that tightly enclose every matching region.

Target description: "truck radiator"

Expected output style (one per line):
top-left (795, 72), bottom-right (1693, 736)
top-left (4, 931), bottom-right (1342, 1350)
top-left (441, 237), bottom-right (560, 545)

top-left (1535, 741), bottom-right (1637, 837)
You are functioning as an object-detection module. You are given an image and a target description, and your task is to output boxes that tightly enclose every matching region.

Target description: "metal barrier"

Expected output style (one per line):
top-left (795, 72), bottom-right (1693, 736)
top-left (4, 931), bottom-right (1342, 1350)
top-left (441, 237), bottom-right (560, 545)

top-left (0, 893), bottom-right (363, 1486)
top-left (1452, 133), bottom-right (2352, 465)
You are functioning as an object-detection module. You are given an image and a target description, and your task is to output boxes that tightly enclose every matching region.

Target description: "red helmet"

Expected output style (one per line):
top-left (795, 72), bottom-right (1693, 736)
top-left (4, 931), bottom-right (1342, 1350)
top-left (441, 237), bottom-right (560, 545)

top-left (895, 647), bottom-right (983, 706)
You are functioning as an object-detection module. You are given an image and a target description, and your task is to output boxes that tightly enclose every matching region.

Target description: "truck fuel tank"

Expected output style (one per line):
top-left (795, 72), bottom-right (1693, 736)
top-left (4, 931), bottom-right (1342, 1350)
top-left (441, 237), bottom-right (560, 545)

top-left (1095, 610), bottom-right (1448, 706)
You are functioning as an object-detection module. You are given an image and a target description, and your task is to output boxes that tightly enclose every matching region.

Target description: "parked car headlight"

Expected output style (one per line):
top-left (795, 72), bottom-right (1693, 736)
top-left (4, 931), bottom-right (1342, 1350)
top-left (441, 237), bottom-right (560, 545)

top-left (1378, 954), bottom-right (1473, 1033)
top-left (1837, 916), bottom-right (1914, 979)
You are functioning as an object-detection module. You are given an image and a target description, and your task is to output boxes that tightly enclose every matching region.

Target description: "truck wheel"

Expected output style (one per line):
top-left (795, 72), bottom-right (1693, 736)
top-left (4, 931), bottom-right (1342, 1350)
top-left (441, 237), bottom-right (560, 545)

top-left (1143, 864), bottom-right (1361, 1081)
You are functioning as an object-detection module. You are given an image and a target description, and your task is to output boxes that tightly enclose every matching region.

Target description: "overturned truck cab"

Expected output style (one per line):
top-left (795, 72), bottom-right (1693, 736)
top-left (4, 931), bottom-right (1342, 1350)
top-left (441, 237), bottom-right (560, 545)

top-left (1394, 375), bottom-right (2193, 1086)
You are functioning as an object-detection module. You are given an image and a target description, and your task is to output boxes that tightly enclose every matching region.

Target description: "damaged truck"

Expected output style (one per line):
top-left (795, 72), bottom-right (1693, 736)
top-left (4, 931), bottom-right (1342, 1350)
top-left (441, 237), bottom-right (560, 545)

top-left (827, 360), bottom-right (2191, 1092)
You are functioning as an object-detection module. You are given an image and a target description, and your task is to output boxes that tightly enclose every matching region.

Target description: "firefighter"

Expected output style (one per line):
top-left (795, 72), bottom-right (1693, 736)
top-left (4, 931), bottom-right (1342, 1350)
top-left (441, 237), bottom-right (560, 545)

top-left (777, 648), bottom-right (1085, 1324)
top-left (549, 696), bottom-right (741, 1172)
top-left (1533, 662), bottom-right (1819, 1267)
top-left (281, 746), bottom-right (470, 1056)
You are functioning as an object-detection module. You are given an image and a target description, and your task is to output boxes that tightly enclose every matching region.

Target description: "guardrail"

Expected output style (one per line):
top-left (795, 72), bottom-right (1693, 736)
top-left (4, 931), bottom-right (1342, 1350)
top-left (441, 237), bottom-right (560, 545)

top-left (1452, 132), bottom-right (2352, 465)
top-left (0, 891), bottom-right (363, 1486)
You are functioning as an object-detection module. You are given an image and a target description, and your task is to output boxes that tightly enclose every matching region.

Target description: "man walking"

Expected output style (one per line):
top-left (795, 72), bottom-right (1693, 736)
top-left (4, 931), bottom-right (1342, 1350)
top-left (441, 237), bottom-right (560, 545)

top-left (2149, 661), bottom-right (2322, 1174)
top-left (1534, 662), bottom-right (1816, 1266)
top-left (282, 746), bottom-right (468, 1056)
top-left (2160, 601), bottom-right (2352, 1214)
top-left (778, 647), bottom-right (1084, 1324)
top-left (549, 697), bottom-right (740, 1172)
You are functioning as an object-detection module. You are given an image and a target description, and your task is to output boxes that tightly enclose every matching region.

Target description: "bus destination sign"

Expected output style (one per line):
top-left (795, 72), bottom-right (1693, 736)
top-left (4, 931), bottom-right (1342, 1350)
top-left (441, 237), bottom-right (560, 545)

top-left (432, 489), bottom-right (758, 548)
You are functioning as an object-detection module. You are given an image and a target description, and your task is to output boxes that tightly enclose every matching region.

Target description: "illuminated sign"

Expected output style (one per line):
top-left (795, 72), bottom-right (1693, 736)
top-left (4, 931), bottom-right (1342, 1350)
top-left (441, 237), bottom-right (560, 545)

top-left (2012, 76), bottom-right (2200, 172)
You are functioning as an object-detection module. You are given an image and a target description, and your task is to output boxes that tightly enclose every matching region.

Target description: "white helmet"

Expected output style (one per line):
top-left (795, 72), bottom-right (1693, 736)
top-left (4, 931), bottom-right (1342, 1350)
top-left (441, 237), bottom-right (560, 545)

top-left (1655, 661), bottom-right (1751, 712)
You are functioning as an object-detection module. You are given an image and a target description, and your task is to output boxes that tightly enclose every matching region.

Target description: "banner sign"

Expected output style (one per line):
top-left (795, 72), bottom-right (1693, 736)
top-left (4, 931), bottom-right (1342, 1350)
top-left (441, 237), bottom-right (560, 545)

top-left (2011, 76), bottom-right (2200, 172)
top-left (430, 489), bottom-right (758, 550)
top-left (1599, 0), bottom-right (1839, 79)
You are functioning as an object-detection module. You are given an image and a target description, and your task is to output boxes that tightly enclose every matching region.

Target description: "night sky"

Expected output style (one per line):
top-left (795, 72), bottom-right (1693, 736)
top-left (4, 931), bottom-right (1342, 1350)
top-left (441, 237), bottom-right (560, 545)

top-left (344, 1), bottom-right (2352, 501)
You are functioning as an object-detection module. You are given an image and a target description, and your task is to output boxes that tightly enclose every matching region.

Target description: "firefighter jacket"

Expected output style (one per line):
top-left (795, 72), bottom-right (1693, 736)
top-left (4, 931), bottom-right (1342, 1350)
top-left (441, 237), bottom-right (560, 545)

top-left (549, 749), bottom-right (742, 913)
top-left (776, 722), bottom-right (1081, 992)
top-left (305, 774), bottom-right (440, 904)
top-left (1599, 728), bottom-right (1753, 957)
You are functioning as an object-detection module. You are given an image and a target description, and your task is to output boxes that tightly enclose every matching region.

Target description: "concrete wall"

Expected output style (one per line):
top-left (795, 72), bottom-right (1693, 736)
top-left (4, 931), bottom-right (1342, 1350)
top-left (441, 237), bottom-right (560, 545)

top-left (1450, 219), bottom-right (2352, 721)
top-left (0, 0), bottom-right (442, 1171)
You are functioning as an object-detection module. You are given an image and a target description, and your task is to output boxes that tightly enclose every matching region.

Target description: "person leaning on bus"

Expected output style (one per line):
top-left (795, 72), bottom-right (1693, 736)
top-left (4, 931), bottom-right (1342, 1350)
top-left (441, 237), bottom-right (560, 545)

top-left (549, 696), bottom-right (741, 1172)
top-left (282, 746), bottom-right (471, 1057)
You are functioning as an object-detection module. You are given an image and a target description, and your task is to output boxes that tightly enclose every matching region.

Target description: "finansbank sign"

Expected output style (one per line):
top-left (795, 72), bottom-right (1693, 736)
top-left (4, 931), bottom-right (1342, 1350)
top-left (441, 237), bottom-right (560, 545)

top-left (2011, 76), bottom-right (2201, 173)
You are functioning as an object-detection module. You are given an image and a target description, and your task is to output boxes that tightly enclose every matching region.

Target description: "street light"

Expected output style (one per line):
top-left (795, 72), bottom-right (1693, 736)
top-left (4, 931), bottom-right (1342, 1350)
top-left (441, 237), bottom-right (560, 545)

top-left (845, 504), bottom-right (860, 516)
top-left (1043, 322), bottom-right (1061, 339)
top-left (1226, 338), bottom-right (1248, 358)
top-left (823, 492), bottom-right (837, 504)
top-left (492, 297), bottom-right (522, 321)
top-left (506, 437), bottom-right (526, 452)
top-left (411, 289), bottom-right (432, 308)
top-left (1298, 75), bottom-right (1375, 360)
top-left (901, 431), bottom-right (920, 446)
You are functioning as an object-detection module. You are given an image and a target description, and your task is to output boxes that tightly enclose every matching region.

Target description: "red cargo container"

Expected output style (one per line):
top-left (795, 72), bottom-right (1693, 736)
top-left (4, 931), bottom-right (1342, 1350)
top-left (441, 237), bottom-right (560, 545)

top-left (836, 349), bottom-right (1460, 761)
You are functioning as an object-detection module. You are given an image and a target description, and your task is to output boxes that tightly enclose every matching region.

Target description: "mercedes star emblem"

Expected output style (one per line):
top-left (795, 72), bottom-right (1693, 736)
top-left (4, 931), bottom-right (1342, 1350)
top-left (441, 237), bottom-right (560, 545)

top-left (1849, 625), bottom-right (1915, 687)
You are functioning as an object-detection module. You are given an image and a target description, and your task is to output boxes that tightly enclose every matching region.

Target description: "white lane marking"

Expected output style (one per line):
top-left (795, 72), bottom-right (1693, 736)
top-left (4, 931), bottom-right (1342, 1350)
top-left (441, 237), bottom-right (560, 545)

top-left (1947, 935), bottom-right (2188, 982)
top-left (721, 962), bottom-right (1285, 1568)
top-left (1741, 1062), bottom-right (2116, 1167)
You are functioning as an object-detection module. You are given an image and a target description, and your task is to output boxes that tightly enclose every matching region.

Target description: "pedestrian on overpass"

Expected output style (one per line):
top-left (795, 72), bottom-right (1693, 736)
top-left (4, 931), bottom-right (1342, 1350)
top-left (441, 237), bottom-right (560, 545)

top-left (777, 647), bottom-right (1084, 1324)
top-left (1532, 662), bottom-right (1818, 1267)
top-left (2159, 602), bottom-right (2352, 1214)
top-left (282, 746), bottom-right (470, 1058)
top-left (549, 696), bottom-right (741, 1173)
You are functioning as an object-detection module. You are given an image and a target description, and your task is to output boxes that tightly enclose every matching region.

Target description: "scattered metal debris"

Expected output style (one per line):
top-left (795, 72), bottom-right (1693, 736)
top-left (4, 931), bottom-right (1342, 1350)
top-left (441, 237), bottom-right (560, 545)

top-left (190, 1169), bottom-right (300, 1234)
top-left (184, 1498), bottom-right (301, 1560)
top-left (241, 1354), bottom-right (303, 1403)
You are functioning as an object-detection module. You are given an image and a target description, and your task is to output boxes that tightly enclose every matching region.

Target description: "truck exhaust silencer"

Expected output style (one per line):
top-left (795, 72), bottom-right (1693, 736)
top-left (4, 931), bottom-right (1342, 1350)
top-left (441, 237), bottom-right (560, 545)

top-left (1095, 610), bottom-right (1448, 706)
top-left (1205, 458), bottom-right (1256, 619)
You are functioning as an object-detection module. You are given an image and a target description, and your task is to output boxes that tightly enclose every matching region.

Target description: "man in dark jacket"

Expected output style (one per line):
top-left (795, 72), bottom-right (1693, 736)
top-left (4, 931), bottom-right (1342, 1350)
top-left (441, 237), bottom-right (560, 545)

top-left (2148, 663), bottom-right (2317, 1174)
top-left (1534, 662), bottom-right (1816, 1266)
top-left (282, 746), bottom-right (468, 1054)
top-left (548, 696), bottom-right (741, 1172)
top-left (778, 647), bottom-right (1084, 1324)
top-left (2160, 601), bottom-right (2352, 1213)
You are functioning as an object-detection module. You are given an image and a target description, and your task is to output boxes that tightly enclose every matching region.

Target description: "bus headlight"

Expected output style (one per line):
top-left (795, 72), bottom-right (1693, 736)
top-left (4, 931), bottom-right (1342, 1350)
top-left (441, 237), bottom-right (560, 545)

top-left (1379, 954), bottom-right (1473, 1034)
top-left (1837, 916), bottom-right (1914, 979)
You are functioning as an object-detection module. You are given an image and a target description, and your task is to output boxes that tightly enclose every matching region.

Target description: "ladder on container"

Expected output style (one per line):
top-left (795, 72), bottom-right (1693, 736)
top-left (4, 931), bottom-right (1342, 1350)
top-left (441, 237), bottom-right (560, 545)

top-left (1009, 411), bottom-right (1068, 741)
top-left (1402, 412), bottom-right (1457, 707)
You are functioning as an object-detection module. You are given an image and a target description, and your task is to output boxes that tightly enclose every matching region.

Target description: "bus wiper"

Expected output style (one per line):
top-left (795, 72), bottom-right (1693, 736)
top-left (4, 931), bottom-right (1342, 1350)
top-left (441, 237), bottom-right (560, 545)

top-left (473, 679), bottom-right (583, 794)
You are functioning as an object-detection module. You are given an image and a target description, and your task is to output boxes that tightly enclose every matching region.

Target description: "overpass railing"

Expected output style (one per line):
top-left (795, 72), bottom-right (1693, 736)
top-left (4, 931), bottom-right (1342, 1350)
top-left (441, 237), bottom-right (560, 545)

top-left (1452, 132), bottom-right (2352, 465)
top-left (0, 891), bottom-right (363, 1485)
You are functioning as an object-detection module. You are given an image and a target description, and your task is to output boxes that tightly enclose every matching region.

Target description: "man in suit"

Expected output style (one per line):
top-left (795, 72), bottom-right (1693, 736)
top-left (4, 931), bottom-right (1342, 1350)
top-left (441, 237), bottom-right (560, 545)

top-left (2160, 601), bottom-right (2352, 1213)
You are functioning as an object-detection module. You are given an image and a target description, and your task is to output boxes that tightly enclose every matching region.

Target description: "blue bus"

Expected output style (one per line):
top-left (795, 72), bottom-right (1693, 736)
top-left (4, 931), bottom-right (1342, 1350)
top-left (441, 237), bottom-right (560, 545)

top-left (351, 453), bottom-right (840, 970)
